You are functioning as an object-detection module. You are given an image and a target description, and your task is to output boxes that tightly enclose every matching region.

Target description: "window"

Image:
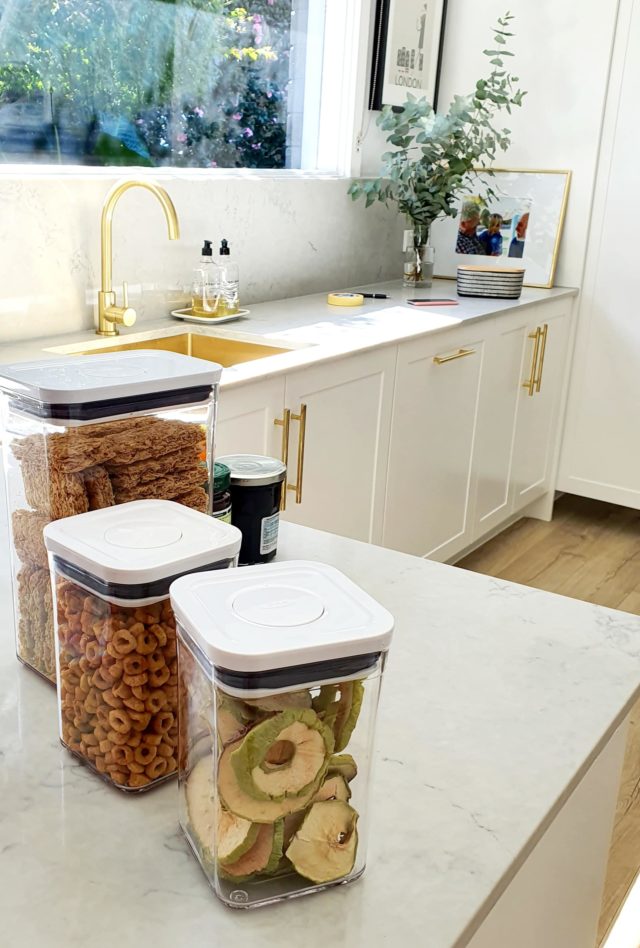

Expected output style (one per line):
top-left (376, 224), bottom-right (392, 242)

top-left (0, 0), bottom-right (330, 170)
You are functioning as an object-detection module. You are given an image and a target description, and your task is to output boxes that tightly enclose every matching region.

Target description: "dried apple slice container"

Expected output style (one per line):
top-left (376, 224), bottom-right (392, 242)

top-left (170, 560), bottom-right (394, 909)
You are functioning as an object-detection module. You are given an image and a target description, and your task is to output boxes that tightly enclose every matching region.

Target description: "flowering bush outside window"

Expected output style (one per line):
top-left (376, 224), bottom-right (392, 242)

top-left (0, 0), bottom-right (299, 168)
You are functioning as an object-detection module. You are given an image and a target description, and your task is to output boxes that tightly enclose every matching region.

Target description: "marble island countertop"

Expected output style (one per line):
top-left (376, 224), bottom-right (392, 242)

top-left (0, 279), bottom-right (578, 389)
top-left (0, 512), bottom-right (639, 948)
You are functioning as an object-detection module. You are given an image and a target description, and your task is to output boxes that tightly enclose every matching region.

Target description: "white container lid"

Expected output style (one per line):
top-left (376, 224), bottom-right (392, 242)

top-left (169, 560), bottom-right (394, 673)
top-left (0, 350), bottom-right (222, 406)
top-left (43, 500), bottom-right (241, 594)
top-left (217, 454), bottom-right (287, 487)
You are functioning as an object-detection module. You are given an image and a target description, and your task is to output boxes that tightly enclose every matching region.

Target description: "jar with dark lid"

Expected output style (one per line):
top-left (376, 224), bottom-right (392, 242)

top-left (217, 454), bottom-right (286, 565)
top-left (212, 462), bottom-right (232, 523)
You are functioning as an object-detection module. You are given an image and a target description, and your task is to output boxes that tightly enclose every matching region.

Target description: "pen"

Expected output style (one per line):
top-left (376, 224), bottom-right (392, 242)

top-left (362, 293), bottom-right (389, 299)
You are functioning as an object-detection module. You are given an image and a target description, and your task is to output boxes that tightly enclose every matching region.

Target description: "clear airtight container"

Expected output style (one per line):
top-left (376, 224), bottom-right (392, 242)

top-left (43, 499), bottom-right (242, 792)
top-left (170, 561), bottom-right (394, 908)
top-left (0, 350), bottom-right (221, 684)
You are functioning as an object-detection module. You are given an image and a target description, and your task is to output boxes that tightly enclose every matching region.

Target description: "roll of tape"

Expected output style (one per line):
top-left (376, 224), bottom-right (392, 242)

top-left (327, 292), bottom-right (365, 307)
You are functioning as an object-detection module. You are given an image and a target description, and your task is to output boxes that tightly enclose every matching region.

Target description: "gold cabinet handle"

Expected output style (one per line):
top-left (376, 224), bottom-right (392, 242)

top-left (534, 323), bottom-right (548, 393)
top-left (432, 347), bottom-right (476, 365)
top-left (287, 404), bottom-right (307, 505)
top-left (522, 328), bottom-right (541, 397)
top-left (274, 408), bottom-right (291, 511)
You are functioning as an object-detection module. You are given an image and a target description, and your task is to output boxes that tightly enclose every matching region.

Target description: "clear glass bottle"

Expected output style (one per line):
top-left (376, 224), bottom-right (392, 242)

top-left (403, 223), bottom-right (434, 288)
top-left (171, 561), bottom-right (394, 909)
top-left (217, 238), bottom-right (239, 316)
top-left (192, 240), bottom-right (222, 316)
top-left (0, 351), bottom-right (222, 684)
top-left (44, 500), bottom-right (242, 791)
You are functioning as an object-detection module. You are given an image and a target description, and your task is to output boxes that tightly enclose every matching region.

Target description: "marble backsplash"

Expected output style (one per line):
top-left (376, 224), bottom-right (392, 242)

top-left (0, 172), bottom-right (404, 345)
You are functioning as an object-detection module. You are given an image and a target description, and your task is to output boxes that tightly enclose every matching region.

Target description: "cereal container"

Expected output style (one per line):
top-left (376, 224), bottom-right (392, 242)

top-left (0, 350), bottom-right (221, 683)
top-left (170, 561), bottom-right (393, 908)
top-left (43, 499), bottom-right (241, 791)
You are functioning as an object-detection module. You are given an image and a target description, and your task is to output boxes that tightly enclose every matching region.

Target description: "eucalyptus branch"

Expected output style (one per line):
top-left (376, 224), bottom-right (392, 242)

top-left (349, 12), bottom-right (526, 229)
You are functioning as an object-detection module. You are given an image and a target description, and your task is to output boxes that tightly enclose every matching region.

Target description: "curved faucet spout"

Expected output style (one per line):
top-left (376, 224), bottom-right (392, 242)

top-left (100, 179), bottom-right (180, 297)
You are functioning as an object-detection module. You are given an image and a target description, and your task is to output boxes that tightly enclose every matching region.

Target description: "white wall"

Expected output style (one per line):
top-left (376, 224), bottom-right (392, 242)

top-left (359, 0), bottom-right (621, 288)
top-left (0, 171), bottom-right (403, 344)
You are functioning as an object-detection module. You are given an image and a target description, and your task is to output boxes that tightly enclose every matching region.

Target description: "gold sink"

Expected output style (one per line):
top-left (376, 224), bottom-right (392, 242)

top-left (46, 332), bottom-right (291, 368)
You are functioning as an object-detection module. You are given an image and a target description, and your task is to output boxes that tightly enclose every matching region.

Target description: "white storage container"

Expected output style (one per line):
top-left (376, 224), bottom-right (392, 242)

top-left (170, 560), bottom-right (393, 908)
top-left (0, 350), bottom-right (221, 682)
top-left (44, 499), bottom-right (241, 792)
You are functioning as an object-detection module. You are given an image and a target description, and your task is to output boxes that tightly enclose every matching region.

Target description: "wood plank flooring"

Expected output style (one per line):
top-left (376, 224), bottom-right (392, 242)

top-left (458, 494), bottom-right (640, 944)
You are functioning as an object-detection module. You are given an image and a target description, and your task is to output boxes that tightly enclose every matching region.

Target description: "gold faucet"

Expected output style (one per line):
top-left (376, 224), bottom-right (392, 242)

top-left (97, 180), bottom-right (180, 336)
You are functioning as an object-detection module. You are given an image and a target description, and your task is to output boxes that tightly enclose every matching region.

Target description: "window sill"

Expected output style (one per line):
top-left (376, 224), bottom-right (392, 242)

top-left (0, 165), bottom-right (353, 181)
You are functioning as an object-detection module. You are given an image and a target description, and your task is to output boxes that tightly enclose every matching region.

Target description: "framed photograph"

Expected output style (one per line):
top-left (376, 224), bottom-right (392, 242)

top-left (369, 0), bottom-right (448, 111)
top-left (429, 169), bottom-right (572, 288)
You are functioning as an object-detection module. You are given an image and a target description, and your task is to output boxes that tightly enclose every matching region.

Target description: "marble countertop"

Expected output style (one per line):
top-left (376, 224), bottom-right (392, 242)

top-left (0, 280), bottom-right (578, 389)
top-left (1, 509), bottom-right (639, 948)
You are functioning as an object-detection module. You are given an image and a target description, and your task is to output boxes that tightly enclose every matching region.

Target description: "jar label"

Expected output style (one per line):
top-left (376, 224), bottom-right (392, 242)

top-left (260, 511), bottom-right (280, 555)
top-left (213, 505), bottom-right (232, 524)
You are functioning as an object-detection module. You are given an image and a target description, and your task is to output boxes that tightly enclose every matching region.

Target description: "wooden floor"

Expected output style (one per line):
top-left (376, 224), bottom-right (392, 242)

top-left (458, 494), bottom-right (640, 944)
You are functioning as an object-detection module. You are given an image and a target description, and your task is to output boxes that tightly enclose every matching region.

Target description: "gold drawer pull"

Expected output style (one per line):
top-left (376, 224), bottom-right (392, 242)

top-left (433, 347), bottom-right (476, 365)
top-left (522, 328), bottom-right (541, 397)
top-left (534, 323), bottom-right (548, 393)
top-left (274, 408), bottom-right (291, 511)
top-left (287, 404), bottom-right (307, 505)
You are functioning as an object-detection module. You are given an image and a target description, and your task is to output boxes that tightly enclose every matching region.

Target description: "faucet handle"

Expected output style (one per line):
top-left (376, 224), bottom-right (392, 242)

top-left (119, 281), bottom-right (136, 328)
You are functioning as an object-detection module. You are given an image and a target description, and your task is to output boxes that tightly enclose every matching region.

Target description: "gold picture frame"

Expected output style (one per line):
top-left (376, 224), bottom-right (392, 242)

top-left (429, 168), bottom-right (572, 288)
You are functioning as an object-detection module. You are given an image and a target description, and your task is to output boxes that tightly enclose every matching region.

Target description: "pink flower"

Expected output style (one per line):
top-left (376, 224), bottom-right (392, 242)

top-left (176, 133), bottom-right (187, 143)
top-left (242, 127), bottom-right (253, 138)
top-left (231, 111), bottom-right (242, 121)
top-left (193, 106), bottom-right (204, 118)
top-left (209, 160), bottom-right (218, 167)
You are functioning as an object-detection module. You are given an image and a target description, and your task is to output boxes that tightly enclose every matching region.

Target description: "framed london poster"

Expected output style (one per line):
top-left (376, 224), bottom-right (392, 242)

top-left (369, 0), bottom-right (448, 110)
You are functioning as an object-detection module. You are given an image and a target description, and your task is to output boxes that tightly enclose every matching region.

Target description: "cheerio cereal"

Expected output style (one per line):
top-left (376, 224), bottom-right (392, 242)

top-left (44, 500), bottom-right (241, 791)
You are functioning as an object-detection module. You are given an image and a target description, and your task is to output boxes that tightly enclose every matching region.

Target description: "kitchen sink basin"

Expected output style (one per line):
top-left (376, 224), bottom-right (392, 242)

top-left (45, 332), bottom-right (292, 368)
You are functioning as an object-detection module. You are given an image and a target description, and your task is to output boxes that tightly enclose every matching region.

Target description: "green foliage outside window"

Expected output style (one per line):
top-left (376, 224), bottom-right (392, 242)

top-left (0, 0), bottom-right (294, 167)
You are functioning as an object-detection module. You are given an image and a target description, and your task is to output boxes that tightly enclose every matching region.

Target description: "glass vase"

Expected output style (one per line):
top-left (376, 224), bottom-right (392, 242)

top-left (403, 223), bottom-right (434, 288)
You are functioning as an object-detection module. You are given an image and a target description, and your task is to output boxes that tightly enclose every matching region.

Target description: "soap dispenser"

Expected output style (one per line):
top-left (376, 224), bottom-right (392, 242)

top-left (191, 239), bottom-right (221, 316)
top-left (218, 238), bottom-right (239, 315)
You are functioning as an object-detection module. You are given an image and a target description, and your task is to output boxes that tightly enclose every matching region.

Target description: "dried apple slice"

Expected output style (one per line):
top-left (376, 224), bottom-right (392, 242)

top-left (286, 801), bottom-right (358, 884)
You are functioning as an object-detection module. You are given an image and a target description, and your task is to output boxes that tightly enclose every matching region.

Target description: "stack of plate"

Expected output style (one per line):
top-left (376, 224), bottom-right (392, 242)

top-left (456, 265), bottom-right (525, 299)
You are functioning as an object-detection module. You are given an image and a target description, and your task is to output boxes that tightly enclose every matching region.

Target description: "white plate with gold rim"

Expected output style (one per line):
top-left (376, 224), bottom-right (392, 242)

top-left (171, 308), bottom-right (250, 325)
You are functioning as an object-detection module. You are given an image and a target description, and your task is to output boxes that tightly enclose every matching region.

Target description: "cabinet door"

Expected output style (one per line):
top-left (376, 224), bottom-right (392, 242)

top-left (383, 329), bottom-right (485, 561)
top-left (512, 305), bottom-right (572, 509)
top-left (280, 348), bottom-right (397, 543)
top-left (472, 318), bottom-right (529, 536)
top-left (215, 377), bottom-right (286, 460)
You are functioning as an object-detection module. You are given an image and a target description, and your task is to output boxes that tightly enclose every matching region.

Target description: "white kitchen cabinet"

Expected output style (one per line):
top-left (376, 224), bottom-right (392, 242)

top-left (472, 317), bottom-right (526, 536)
top-left (280, 348), bottom-right (397, 543)
top-left (559, 0), bottom-right (640, 508)
top-left (215, 376), bottom-right (285, 460)
top-left (216, 298), bottom-right (573, 562)
top-left (383, 327), bottom-right (485, 561)
top-left (472, 301), bottom-right (573, 536)
top-left (511, 304), bottom-right (572, 511)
